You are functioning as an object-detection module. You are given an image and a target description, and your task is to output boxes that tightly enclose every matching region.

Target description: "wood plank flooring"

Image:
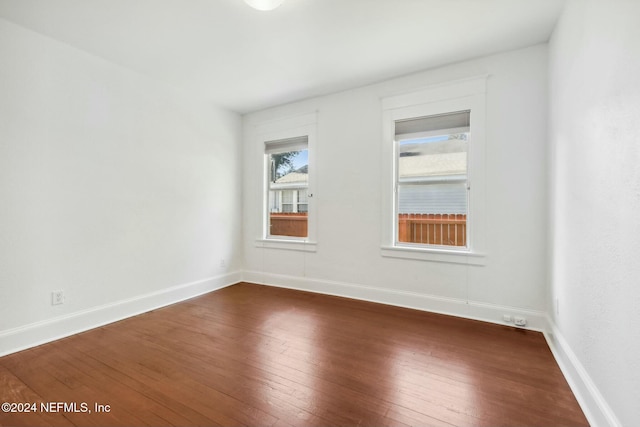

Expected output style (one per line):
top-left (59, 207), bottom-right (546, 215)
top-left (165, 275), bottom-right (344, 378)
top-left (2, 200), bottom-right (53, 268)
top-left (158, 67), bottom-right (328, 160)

top-left (0, 282), bottom-right (588, 426)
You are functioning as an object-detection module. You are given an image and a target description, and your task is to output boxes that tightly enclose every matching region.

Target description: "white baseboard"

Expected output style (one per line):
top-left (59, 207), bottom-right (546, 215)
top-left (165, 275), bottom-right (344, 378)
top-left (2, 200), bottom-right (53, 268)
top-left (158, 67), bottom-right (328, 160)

top-left (0, 271), bottom-right (242, 357)
top-left (242, 270), bottom-right (549, 332)
top-left (544, 319), bottom-right (621, 427)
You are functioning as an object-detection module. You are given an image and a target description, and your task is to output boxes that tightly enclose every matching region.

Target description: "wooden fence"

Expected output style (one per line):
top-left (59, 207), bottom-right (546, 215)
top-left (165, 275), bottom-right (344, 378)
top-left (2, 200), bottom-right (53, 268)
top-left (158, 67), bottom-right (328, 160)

top-left (270, 212), bottom-right (466, 246)
top-left (398, 213), bottom-right (467, 246)
top-left (269, 213), bottom-right (308, 237)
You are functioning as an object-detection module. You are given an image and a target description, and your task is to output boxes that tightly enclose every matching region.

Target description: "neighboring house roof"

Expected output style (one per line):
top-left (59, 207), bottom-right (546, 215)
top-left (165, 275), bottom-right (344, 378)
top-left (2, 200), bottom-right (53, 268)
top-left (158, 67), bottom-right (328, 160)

top-left (399, 138), bottom-right (467, 178)
top-left (275, 165), bottom-right (308, 185)
top-left (400, 152), bottom-right (466, 178)
top-left (276, 172), bottom-right (308, 184)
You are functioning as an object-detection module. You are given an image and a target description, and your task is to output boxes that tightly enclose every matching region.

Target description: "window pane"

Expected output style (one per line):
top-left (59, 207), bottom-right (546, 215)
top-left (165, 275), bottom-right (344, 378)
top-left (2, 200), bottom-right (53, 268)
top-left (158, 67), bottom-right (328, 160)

top-left (267, 149), bottom-right (309, 237)
top-left (396, 129), bottom-right (468, 248)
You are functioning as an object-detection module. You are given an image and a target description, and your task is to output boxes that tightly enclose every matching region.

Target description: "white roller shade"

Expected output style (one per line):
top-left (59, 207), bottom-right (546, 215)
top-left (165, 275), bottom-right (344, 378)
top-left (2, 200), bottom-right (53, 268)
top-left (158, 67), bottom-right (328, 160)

top-left (395, 110), bottom-right (470, 138)
top-left (265, 136), bottom-right (308, 154)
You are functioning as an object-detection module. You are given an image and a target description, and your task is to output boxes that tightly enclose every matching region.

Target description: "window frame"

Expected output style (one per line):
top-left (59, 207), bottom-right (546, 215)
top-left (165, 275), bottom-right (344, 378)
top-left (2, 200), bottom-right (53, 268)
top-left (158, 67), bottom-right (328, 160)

top-left (254, 112), bottom-right (317, 252)
top-left (380, 77), bottom-right (487, 265)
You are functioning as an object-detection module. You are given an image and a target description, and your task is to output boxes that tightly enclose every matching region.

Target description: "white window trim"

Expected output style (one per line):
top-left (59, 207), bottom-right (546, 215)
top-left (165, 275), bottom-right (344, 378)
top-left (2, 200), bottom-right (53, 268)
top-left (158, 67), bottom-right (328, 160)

top-left (255, 239), bottom-right (317, 252)
top-left (381, 76), bottom-right (488, 265)
top-left (254, 112), bottom-right (317, 252)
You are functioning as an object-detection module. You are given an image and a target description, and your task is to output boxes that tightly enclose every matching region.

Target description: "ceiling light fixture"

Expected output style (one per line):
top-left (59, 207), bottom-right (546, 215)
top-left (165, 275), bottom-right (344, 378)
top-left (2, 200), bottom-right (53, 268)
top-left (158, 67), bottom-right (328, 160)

top-left (244, 0), bottom-right (285, 11)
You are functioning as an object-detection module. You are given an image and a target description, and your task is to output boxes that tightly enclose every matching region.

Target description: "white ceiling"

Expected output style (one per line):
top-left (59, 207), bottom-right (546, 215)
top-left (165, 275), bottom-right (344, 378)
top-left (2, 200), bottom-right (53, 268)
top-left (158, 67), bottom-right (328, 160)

top-left (0, 0), bottom-right (565, 113)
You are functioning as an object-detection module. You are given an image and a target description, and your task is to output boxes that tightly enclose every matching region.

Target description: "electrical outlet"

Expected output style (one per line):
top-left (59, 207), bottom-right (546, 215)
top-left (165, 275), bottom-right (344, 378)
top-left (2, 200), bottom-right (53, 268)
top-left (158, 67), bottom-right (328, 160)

top-left (502, 314), bottom-right (512, 322)
top-left (52, 290), bottom-right (65, 305)
top-left (514, 316), bottom-right (527, 327)
top-left (555, 297), bottom-right (560, 315)
top-left (220, 258), bottom-right (226, 268)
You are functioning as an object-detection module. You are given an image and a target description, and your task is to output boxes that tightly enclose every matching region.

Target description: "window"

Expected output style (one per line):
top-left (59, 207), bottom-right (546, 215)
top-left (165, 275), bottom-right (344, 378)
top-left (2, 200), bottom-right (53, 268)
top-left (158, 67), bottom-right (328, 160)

top-left (266, 137), bottom-right (309, 238)
top-left (381, 77), bottom-right (487, 264)
top-left (254, 112), bottom-right (316, 251)
top-left (396, 111), bottom-right (470, 248)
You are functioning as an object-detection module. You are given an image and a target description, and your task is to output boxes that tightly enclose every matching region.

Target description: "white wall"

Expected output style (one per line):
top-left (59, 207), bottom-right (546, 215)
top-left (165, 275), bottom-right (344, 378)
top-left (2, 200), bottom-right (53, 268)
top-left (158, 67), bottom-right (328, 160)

top-left (548, 1), bottom-right (640, 426)
top-left (243, 45), bottom-right (549, 326)
top-left (0, 18), bottom-right (242, 351)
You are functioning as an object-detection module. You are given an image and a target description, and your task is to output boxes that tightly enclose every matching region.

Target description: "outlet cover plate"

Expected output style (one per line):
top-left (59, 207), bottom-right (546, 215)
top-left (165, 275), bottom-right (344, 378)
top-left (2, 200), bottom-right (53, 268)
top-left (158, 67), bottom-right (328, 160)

top-left (52, 290), bottom-right (65, 305)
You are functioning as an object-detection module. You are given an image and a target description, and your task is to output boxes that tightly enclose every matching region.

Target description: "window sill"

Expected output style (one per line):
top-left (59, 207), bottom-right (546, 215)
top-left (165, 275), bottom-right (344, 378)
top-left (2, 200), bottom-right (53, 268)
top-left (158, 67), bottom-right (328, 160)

top-left (255, 239), bottom-right (317, 252)
top-left (380, 245), bottom-right (485, 265)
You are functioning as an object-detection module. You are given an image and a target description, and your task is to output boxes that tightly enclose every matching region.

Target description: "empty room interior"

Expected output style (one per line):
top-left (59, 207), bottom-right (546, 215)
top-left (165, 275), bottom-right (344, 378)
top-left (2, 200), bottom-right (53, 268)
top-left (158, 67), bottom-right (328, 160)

top-left (1, 0), bottom-right (638, 426)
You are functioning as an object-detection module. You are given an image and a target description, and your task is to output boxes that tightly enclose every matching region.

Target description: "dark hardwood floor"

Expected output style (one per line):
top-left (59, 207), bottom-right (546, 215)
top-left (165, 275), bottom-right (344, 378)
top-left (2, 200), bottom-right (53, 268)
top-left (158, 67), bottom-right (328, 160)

top-left (0, 282), bottom-right (588, 426)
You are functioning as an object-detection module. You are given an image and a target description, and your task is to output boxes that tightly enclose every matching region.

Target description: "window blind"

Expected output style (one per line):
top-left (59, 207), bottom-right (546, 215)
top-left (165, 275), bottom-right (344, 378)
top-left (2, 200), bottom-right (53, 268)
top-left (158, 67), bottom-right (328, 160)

top-left (395, 110), bottom-right (470, 137)
top-left (264, 136), bottom-right (308, 154)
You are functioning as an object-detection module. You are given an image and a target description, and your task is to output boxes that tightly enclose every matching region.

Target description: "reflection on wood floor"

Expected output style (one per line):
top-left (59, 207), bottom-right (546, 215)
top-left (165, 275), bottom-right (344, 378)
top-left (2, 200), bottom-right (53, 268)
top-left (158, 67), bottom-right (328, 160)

top-left (0, 282), bottom-right (588, 426)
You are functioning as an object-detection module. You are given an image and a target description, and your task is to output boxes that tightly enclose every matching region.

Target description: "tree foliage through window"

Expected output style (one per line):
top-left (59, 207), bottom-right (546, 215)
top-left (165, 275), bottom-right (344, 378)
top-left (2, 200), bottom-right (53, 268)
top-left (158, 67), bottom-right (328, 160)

top-left (271, 151), bottom-right (300, 181)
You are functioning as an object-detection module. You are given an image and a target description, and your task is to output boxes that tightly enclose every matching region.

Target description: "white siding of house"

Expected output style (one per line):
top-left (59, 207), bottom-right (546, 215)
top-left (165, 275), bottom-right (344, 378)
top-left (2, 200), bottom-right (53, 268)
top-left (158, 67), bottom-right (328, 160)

top-left (398, 184), bottom-right (467, 214)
